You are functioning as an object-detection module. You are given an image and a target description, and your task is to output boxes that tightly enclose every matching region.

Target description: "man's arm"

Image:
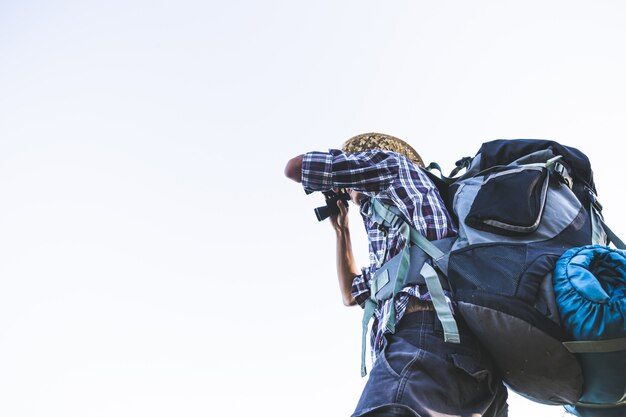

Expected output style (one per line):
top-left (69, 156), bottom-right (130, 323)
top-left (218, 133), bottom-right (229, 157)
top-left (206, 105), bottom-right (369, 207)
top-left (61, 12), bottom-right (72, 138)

top-left (286, 150), bottom-right (399, 193)
top-left (285, 153), bottom-right (358, 306)
top-left (330, 199), bottom-right (358, 307)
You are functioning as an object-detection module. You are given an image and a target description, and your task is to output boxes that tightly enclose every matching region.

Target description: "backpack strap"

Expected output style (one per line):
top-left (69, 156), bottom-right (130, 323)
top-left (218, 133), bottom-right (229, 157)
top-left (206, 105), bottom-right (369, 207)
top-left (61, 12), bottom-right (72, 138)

top-left (360, 298), bottom-right (377, 377)
top-left (563, 337), bottom-right (626, 353)
top-left (564, 337), bottom-right (626, 409)
top-left (359, 199), bottom-right (459, 376)
top-left (425, 156), bottom-right (472, 184)
top-left (598, 215), bottom-right (626, 249)
top-left (588, 192), bottom-right (626, 249)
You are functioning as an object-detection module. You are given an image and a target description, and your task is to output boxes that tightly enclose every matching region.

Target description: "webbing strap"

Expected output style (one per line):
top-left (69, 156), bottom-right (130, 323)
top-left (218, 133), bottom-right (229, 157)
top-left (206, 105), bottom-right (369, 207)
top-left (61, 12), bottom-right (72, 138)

top-left (590, 201), bottom-right (626, 249)
top-left (573, 399), bottom-right (626, 409)
top-left (563, 337), bottom-right (626, 353)
top-left (359, 199), bottom-right (460, 376)
top-left (360, 299), bottom-right (377, 377)
top-left (425, 162), bottom-right (460, 185)
top-left (370, 199), bottom-right (404, 229)
top-left (601, 218), bottom-right (626, 250)
top-left (371, 270), bottom-right (389, 297)
top-left (409, 228), bottom-right (445, 260)
top-left (590, 206), bottom-right (606, 246)
top-left (421, 263), bottom-right (460, 343)
top-left (369, 198), bottom-right (459, 338)
top-left (371, 199), bottom-right (445, 259)
top-left (407, 230), bottom-right (459, 343)
top-left (385, 222), bottom-right (411, 334)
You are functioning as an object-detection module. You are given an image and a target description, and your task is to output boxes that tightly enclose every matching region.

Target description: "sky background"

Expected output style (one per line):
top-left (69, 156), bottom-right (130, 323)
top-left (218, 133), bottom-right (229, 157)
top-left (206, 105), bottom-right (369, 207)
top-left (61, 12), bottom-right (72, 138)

top-left (1, 1), bottom-right (625, 416)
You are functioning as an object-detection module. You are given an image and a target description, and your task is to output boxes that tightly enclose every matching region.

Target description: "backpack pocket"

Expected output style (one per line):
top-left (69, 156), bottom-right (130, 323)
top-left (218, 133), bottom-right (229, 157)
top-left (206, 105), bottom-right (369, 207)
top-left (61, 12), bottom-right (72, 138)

top-left (465, 166), bottom-right (549, 236)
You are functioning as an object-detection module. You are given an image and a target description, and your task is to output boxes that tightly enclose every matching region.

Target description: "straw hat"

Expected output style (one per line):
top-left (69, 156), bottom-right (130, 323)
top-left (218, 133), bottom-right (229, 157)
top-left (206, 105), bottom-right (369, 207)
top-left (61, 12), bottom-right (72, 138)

top-left (340, 132), bottom-right (424, 168)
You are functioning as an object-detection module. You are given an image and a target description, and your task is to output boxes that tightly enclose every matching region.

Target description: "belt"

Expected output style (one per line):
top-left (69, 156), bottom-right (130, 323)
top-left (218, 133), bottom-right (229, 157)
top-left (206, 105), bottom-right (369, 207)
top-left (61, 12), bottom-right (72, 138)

top-left (406, 298), bottom-right (436, 313)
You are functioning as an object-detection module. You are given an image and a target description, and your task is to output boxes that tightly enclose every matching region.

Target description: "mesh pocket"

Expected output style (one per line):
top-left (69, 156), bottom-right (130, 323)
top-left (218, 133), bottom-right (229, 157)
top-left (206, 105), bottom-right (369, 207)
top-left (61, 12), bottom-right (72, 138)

top-left (448, 243), bottom-right (527, 296)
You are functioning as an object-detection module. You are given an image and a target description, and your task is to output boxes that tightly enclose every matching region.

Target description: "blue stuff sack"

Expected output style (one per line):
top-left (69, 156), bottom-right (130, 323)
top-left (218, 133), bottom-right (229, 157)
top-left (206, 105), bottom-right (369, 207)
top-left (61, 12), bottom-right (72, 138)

top-left (553, 245), bottom-right (626, 416)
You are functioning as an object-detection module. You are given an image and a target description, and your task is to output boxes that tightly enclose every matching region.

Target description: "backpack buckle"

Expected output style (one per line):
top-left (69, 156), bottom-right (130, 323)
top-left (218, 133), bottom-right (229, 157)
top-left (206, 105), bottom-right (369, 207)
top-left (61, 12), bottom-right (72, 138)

top-left (547, 156), bottom-right (573, 189)
top-left (587, 187), bottom-right (603, 212)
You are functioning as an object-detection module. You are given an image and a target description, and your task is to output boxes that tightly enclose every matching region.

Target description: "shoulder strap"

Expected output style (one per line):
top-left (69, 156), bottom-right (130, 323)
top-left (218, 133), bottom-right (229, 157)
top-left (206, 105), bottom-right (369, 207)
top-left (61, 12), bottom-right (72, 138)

top-left (369, 199), bottom-right (456, 324)
top-left (360, 199), bottom-right (459, 376)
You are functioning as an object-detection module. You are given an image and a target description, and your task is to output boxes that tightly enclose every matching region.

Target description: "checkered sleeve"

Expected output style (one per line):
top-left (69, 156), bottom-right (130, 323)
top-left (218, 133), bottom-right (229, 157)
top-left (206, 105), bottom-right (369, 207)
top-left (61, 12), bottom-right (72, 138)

top-left (351, 268), bottom-right (372, 307)
top-left (301, 151), bottom-right (334, 191)
top-left (301, 149), bottom-right (400, 193)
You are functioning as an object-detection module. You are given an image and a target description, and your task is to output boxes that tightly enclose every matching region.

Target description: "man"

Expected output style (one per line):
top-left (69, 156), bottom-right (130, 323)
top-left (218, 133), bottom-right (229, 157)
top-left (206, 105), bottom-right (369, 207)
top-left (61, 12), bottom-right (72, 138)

top-left (284, 133), bottom-right (508, 417)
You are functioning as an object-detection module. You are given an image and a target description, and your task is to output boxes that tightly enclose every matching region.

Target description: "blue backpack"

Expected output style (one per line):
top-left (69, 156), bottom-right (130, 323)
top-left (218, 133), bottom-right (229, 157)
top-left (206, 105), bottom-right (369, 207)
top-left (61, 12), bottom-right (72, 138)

top-left (363, 139), bottom-right (626, 415)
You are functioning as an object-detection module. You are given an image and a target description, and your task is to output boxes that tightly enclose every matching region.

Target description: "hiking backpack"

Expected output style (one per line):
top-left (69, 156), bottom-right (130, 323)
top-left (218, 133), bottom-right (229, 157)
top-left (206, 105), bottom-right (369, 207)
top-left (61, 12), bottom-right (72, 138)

top-left (363, 139), bottom-right (626, 415)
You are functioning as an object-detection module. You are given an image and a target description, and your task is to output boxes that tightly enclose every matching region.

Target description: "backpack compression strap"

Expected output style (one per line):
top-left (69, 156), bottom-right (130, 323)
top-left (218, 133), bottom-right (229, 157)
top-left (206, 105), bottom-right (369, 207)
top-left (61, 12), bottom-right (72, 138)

top-left (588, 192), bottom-right (626, 249)
top-left (563, 337), bottom-right (626, 354)
top-left (564, 338), bottom-right (626, 409)
top-left (359, 199), bottom-right (460, 376)
top-left (594, 212), bottom-right (626, 249)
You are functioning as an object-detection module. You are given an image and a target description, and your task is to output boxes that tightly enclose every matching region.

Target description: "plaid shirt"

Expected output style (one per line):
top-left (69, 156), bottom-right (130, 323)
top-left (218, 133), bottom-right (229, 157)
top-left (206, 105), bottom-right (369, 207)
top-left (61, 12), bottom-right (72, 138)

top-left (301, 149), bottom-right (457, 360)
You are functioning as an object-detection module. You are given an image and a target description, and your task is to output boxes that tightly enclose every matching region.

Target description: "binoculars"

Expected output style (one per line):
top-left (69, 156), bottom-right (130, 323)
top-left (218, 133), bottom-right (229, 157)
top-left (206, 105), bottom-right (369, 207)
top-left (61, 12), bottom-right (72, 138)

top-left (313, 190), bottom-right (350, 222)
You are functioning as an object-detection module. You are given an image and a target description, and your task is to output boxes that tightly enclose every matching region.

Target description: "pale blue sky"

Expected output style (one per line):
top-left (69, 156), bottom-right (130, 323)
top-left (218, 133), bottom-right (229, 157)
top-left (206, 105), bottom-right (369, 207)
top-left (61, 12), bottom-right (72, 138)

top-left (1, 1), bottom-right (625, 416)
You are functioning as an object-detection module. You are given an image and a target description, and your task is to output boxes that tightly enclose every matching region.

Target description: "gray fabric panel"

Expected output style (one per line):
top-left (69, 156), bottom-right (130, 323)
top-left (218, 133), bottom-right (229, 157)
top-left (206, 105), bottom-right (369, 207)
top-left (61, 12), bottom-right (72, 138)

top-left (512, 149), bottom-right (557, 166)
top-left (451, 173), bottom-right (582, 251)
top-left (535, 272), bottom-right (561, 325)
top-left (458, 302), bottom-right (583, 405)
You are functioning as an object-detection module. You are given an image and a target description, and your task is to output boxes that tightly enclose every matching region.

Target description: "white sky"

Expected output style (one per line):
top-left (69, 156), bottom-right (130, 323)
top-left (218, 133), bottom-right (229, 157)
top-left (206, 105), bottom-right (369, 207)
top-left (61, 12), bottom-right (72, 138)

top-left (1, 1), bottom-right (625, 416)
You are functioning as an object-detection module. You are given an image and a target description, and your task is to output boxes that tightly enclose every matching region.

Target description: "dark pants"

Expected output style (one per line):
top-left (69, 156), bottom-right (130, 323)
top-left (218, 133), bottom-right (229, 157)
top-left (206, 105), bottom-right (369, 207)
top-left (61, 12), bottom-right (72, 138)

top-left (352, 311), bottom-right (509, 417)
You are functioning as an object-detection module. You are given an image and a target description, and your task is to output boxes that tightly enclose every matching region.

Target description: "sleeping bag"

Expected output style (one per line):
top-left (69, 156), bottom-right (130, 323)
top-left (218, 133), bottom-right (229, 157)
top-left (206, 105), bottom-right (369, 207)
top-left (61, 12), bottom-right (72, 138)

top-left (553, 245), bottom-right (626, 416)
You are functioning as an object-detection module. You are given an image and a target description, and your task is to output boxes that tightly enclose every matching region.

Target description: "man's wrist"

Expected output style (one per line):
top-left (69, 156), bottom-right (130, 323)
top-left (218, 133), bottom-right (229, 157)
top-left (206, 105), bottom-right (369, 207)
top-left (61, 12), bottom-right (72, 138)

top-left (334, 224), bottom-right (350, 235)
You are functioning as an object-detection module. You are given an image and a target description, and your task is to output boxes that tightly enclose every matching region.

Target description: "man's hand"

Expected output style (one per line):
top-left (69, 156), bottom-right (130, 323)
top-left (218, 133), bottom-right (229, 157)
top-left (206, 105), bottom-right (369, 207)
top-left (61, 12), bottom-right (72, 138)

top-left (329, 193), bottom-right (350, 232)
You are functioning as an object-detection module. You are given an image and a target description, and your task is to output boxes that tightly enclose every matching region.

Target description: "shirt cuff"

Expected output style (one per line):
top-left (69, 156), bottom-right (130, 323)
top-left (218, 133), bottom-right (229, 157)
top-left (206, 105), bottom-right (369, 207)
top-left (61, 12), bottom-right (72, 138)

top-left (301, 151), bottom-right (334, 192)
top-left (351, 269), bottom-right (372, 308)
